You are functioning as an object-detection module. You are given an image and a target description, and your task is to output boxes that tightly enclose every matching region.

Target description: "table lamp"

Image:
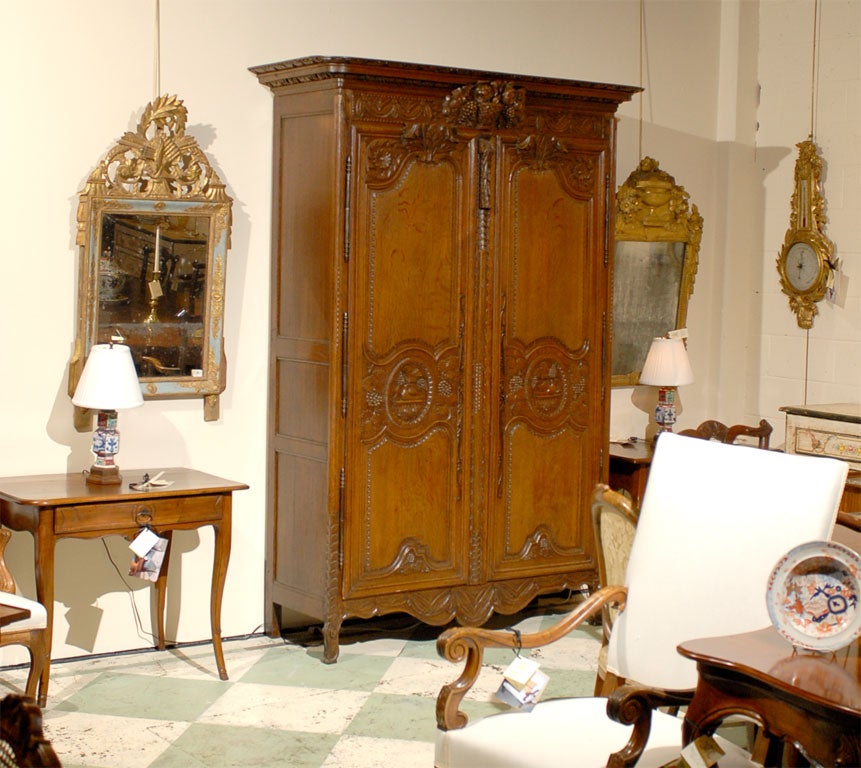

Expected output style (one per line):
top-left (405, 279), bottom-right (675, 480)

top-left (639, 336), bottom-right (694, 436)
top-left (72, 343), bottom-right (144, 485)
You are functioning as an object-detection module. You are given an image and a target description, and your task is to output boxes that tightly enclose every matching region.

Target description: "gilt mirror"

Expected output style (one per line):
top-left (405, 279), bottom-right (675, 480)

top-left (69, 95), bottom-right (232, 422)
top-left (612, 157), bottom-right (702, 386)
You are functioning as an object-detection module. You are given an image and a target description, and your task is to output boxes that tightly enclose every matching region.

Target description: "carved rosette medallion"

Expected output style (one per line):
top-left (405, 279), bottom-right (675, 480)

top-left (504, 340), bottom-right (589, 428)
top-left (361, 345), bottom-right (460, 441)
top-left (389, 359), bottom-right (432, 425)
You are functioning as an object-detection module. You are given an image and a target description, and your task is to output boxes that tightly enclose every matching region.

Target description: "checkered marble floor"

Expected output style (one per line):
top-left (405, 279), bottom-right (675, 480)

top-left (1, 600), bottom-right (603, 767)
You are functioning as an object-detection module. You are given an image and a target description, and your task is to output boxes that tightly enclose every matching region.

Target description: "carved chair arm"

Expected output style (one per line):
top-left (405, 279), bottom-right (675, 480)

top-left (604, 683), bottom-right (693, 768)
top-left (436, 584), bottom-right (627, 731)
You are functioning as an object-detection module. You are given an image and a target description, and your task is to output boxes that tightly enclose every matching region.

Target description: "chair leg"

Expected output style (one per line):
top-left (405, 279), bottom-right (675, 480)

top-left (24, 630), bottom-right (49, 708)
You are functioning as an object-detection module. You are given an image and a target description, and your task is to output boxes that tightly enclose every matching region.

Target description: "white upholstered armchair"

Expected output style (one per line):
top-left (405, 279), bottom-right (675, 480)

top-left (435, 433), bottom-right (848, 768)
top-left (0, 527), bottom-right (49, 707)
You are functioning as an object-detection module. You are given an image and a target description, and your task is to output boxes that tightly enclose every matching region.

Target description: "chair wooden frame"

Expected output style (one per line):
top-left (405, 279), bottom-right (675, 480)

top-left (437, 486), bottom-right (690, 768)
top-left (591, 490), bottom-right (638, 695)
top-left (0, 528), bottom-right (49, 706)
top-left (0, 694), bottom-right (61, 767)
top-left (679, 419), bottom-right (772, 449)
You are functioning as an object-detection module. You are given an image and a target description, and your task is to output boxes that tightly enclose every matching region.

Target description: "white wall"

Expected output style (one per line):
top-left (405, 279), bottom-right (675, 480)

top-left (1, 0), bottom-right (857, 664)
top-left (756, 0), bottom-right (861, 442)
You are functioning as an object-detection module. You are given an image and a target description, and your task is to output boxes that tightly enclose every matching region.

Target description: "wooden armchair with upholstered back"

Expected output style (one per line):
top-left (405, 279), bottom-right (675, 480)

top-left (434, 433), bottom-right (848, 768)
top-left (0, 527), bottom-right (50, 706)
top-left (590, 490), bottom-right (638, 696)
top-left (679, 418), bottom-right (773, 449)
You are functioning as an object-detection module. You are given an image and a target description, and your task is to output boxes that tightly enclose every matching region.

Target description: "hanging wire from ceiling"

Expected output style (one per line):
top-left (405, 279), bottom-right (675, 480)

top-left (153, 0), bottom-right (161, 100)
top-left (638, 0), bottom-right (645, 159)
top-left (809, 0), bottom-right (821, 140)
top-left (802, 0), bottom-right (822, 405)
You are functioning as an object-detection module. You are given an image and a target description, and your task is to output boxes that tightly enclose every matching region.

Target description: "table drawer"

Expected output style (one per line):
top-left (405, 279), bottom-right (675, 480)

top-left (791, 427), bottom-right (861, 466)
top-left (54, 494), bottom-right (223, 534)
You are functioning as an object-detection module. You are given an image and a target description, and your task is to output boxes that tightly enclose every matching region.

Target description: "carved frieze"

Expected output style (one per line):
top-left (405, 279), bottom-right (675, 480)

top-left (353, 91), bottom-right (437, 124)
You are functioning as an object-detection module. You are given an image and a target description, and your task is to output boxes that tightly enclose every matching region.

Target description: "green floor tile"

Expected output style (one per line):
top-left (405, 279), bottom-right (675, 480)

top-left (54, 672), bottom-right (229, 722)
top-left (148, 723), bottom-right (338, 768)
top-left (240, 646), bottom-right (396, 692)
top-left (346, 693), bottom-right (438, 742)
top-left (537, 667), bottom-right (599, 698)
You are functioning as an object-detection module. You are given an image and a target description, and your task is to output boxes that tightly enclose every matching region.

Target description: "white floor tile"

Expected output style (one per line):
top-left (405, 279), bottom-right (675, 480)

top-left (321, 734), bottom-right (435, 768)
top-left (42, 710), bottom-right (191, 768)
top-left (198, 682), bottom-right (371, 733)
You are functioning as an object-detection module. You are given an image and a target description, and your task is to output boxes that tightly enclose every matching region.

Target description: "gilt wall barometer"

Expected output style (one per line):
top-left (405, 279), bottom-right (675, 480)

top-left (777, 138), bottom-right (836, 329)
top-left (612, 157), bottom-right (702, 385)
top-left (69, 95), bottom-right (233, 422)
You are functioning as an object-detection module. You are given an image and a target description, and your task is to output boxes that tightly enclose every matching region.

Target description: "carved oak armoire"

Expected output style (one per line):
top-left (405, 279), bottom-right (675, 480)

top-left (252, 57), bottom-right (636, 661)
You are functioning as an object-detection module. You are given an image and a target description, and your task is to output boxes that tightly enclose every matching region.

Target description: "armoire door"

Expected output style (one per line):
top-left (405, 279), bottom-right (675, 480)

top-left (486, 133), bottom-right (609, 580)
top-left (342, 120), bottom-right (476, 599)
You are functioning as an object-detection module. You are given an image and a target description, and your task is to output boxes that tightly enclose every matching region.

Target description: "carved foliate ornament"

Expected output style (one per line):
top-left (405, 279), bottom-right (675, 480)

top-left (77, 96), bottom-right (230, 243)
top-left (615, 157), bottom-right (702, 243)
top-left (443, 80), bottom-right (526, 129)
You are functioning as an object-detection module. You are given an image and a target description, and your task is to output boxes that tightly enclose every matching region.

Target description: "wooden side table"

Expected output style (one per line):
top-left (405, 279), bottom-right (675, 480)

top-left (679, 627), bottom-right (861, 767)
top-left (0, 468), bottom-right (247, 705)
top-left (608, 441), bottom-right (653, 510)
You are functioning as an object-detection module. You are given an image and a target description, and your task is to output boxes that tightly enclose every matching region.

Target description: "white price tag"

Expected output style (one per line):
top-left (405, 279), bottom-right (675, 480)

top-left (129, 527), bottom-right (159, 558)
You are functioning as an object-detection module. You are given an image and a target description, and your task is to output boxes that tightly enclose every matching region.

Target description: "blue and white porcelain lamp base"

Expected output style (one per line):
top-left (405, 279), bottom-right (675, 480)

top-left (88, 409), bottom-right (123, 485)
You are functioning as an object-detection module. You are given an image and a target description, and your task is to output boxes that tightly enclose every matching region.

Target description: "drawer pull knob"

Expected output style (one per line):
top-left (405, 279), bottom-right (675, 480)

top-left (136, 509), bottom-right (153, 524)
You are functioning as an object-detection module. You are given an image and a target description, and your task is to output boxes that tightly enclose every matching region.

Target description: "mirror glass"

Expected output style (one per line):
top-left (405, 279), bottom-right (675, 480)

top-left (611, 158), bottom-right (702, 386)
top-left (98, 212), bottom-right (209, 377)
top-left (69, 95), bottom-right (232, 421)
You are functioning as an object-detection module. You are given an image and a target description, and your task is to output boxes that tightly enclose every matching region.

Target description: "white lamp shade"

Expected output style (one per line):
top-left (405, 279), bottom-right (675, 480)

top-left (639, 337), bottom-right (694, 386)
top-left (72, 344), bottom-right (145, 410)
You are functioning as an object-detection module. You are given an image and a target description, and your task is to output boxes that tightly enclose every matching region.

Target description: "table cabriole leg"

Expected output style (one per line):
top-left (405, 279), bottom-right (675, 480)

top-left (210, 496), bottom-right (231, 680)
top-left (154, 530), bottom-right (174, 651)
top-left (34, 515), bottom-right (54, 707)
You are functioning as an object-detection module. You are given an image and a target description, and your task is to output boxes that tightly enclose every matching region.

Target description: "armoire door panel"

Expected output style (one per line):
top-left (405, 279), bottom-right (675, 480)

top-left (344, 125), bottom-right (472, 599)
top-left (489, 424), bottom-right (593, 578)
top-left (499, 145), bottom-right (605, 348)
top-left (487, 142), bottom-right (605, 581)
top-left (344, 427), bottom-right (468, 597)
top-left (354, 134), bottom-right (468, 356)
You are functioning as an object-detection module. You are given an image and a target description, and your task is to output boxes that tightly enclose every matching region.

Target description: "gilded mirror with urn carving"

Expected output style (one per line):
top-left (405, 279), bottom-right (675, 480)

top-left (69, 95), bottom-right (233, 422)
top-left (612, 157), bottom-right (702, 386)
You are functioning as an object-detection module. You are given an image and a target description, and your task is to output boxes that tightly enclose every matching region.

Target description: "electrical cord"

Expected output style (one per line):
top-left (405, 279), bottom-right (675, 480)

top-left (101, 538), bottom-right (158, 645)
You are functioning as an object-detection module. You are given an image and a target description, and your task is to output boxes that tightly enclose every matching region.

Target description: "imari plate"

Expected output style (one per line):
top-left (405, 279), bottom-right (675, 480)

top-left (766, 540), bottom-right (861, 651)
